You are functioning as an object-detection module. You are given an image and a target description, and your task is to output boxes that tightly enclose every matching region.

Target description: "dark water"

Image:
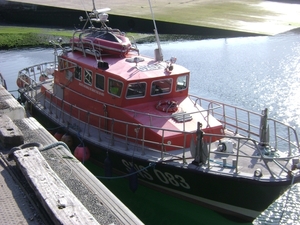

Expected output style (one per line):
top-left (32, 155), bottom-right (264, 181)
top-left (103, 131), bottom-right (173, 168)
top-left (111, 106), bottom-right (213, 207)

top-left (1, 30), bottom-right (300, 224)
top-left (85, 161), bottom-right (246, 225)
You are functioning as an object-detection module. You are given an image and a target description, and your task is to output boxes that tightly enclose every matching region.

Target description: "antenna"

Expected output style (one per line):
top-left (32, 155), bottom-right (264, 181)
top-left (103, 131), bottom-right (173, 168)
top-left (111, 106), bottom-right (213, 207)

top-left (79, 0), bottom-right (110, 29)
top-left (79, 0), bottom-right (94, 29)
top-left (92, 0), bottom-right (96, 12)
top-left (148, 0), bottom-right (163, 61)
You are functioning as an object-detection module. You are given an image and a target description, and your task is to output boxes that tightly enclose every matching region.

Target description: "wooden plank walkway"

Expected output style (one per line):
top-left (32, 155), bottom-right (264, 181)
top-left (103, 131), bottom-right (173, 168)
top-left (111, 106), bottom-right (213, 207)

top-left (14, 147), bottom-right (100, 225)
top-left (5, 0), bottom-right (300, 35)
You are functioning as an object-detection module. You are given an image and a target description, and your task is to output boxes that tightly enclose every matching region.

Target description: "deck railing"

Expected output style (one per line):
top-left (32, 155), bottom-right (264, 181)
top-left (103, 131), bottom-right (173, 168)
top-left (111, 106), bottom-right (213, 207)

top-left (18, 63), bottom-right (300, 156)
top-left (17, 63), bottom-right (300, 178)
top-left (0, 72), bottom-right (7, 89)
top-left (37, 93), bottom-right (300, 177)
top-left (189, 95), bottom-right (300, 155)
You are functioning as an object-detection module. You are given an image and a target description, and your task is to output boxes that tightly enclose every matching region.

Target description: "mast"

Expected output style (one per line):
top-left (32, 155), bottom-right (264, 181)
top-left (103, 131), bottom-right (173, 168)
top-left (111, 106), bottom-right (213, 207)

top-left (92, 0), bottom-right (96, 12)
top-left (148, 0), bottom-right (163, 61)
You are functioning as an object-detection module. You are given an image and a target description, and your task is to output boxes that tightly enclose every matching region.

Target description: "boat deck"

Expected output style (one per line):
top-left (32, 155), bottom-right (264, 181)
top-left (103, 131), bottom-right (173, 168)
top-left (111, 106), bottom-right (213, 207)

top-left (23, 80), bottom-right (296, 182)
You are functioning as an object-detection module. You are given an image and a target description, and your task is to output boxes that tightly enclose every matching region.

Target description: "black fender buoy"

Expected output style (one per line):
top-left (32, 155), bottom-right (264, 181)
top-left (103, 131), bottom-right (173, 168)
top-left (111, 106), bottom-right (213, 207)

top-left (129, 167), bottom-right (138, 193)
top-left (104, 156), bottom-right (112, 178)
top-left (17, 93), bottom-right (27, 104)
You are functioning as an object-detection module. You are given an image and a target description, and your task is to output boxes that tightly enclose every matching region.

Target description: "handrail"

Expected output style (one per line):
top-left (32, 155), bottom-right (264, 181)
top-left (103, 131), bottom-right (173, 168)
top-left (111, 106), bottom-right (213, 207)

top-left (19, 66), bottom-right (300, 154)
top-left (19, 66), bottom-right (300, 155)
top-left (17, 63), bottom-right (300, 179)
top-left (0, 73), bottom-right (7, 90)
top-left (189, 94), bottom-right (300, 152)
top-left (35, 92), bottom-right (300, 177)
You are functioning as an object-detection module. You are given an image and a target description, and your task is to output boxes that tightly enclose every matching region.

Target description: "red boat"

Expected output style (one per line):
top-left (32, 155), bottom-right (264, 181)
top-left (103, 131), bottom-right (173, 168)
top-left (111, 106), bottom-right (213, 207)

top-left (70, 8), bottom-right (138, 57)
top-left (16, 2), bottom-right (300, 221)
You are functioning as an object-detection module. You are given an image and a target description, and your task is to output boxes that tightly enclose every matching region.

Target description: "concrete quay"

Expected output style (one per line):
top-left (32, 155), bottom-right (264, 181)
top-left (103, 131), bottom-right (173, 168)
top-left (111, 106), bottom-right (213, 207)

top-left (0, 83), bottom-right (143, 225)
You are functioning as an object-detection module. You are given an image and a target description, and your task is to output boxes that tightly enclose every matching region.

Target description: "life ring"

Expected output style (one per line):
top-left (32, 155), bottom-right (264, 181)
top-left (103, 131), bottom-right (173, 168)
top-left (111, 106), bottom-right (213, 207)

top-left (156, 100), bottom-right (178, 113)
top-left (16, 75), bottom-right (31, 88)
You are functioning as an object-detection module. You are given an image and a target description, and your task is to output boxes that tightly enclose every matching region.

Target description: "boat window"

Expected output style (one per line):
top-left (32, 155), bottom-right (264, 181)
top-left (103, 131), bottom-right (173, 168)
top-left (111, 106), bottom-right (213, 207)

top-left (108, 79), bottom-right (123, 97)
top-left (58, 57), bottom-right (77, 72)
top-left (58, 58), bottom-right (76, 81)
top-left (75, 66), bottom-right (82, 80)
top-left (151, 79), bottom-right (172, 96)
top-left (95, 73), bottom-right (105, 91)
top-left (58, 57), bottom-right (70, 71)
top-left (84, 69), bottom-right (93, 86)
top-left (126, 82), bottom-right (146, 99)
top-left (176, 75), bottom-right (188, 91)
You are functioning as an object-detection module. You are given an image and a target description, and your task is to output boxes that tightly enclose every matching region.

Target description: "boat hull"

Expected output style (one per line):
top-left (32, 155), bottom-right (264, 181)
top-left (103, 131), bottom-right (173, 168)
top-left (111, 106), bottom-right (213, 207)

top-left (90, 148), bottom-right (292, 221)
top-left (26, 101), bottom-right (295, 221)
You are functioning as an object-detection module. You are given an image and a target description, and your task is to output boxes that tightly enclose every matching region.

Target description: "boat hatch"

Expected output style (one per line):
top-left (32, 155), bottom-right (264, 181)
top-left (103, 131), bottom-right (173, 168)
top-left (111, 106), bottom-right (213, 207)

top-left (137, 63), bottom-right (165, 72)
top-left (172, 112), bottom-right (193, 122)
top-left (125, 56), bottom-right (164, 72)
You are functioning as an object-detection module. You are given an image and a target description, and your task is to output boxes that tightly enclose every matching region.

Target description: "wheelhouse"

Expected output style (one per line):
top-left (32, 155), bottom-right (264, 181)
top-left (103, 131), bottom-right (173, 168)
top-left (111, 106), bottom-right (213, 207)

top-left (56, 55), bottom-right (190, 108)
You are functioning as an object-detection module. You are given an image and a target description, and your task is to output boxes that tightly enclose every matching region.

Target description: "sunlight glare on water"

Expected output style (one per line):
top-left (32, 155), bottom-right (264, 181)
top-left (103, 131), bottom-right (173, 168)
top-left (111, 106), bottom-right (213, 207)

top-left (1, 30), bottom-right (300, 134)
top-left (1, 31), bottom-right (300, 225)
top-left (144, 33), bottom-right (300, 133)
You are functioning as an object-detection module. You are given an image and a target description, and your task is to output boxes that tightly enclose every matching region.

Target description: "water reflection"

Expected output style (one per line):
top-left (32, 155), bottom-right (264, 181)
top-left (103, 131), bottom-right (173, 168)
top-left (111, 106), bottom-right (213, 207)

top-left (0, 30), bottom-right (299, 134)
top-left (151, 33), bottom-right (300, 132)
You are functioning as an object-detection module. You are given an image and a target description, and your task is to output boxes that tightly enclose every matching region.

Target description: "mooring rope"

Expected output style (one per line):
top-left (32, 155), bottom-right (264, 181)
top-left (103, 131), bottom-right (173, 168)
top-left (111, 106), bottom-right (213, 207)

top-left (41, 141), bottom-right (71, 153)
top-left (95, 162), bottom-right (156, 180)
